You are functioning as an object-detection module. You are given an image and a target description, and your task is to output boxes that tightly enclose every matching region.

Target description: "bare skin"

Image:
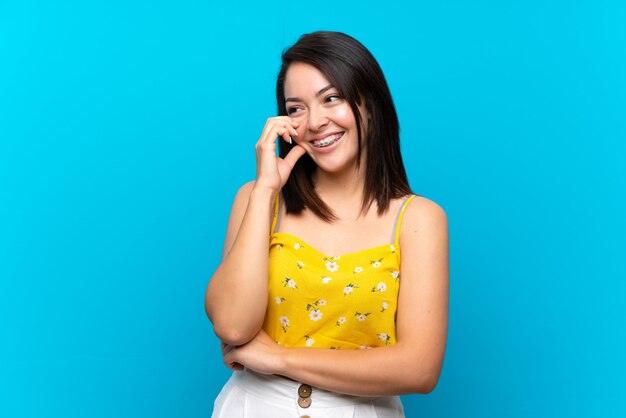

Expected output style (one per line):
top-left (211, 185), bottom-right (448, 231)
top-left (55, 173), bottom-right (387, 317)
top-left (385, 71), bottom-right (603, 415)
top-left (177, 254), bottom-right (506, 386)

top-left (206, 62), bottom-right (449, 396)
top-left (204, 116), bottom-right (304, 345)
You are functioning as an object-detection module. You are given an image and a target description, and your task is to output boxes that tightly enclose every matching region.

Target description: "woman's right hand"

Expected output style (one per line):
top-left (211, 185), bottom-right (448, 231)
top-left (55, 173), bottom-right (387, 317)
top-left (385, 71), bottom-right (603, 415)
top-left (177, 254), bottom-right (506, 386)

top-left (254, 116), bottom-right (306, 194)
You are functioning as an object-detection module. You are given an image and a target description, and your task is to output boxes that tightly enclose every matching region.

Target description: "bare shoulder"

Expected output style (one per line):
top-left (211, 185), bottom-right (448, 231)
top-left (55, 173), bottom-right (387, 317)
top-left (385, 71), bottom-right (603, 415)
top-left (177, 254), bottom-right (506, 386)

top-left (397, 195), bottom-right (448, 256)
top-left (228, 180), bottom-right (258, 222)
top-left (398, 195), bottom-right (449, 283)
top-left (402, 195), bottom-right (448, 232)
top-left (222, 180), bottom-right (257, 258)
top-left (234, 180), bottom-right (256, 202)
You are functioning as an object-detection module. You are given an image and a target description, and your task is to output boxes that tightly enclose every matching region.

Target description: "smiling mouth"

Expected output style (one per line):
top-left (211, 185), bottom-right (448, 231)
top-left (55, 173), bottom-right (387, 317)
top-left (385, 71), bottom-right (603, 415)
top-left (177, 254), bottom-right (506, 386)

top-left (311, 132), bottom-right (344, 148)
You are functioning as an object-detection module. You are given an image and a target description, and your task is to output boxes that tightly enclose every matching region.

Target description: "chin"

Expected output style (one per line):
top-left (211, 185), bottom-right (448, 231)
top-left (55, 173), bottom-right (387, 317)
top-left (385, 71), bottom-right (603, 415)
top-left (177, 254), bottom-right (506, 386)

top-left (313, 158), bottom-right (359, 175)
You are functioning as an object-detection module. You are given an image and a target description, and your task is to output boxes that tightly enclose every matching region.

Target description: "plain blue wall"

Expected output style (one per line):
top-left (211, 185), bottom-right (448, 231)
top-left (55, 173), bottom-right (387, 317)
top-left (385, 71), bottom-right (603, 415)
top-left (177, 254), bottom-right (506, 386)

top-left (1, 1), bottom-right (625, 417)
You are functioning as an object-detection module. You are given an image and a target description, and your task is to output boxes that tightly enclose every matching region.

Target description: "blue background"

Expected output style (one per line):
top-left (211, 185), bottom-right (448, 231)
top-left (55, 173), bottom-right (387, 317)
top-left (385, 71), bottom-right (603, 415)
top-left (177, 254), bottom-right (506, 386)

top-left (1, 0), bottom-right (625, 417)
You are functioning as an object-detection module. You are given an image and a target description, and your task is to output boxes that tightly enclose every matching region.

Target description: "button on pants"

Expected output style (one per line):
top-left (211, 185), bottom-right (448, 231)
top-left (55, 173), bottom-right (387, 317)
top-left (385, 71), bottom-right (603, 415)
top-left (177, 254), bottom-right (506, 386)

top-left (211, 369), bottom-right (405, 418)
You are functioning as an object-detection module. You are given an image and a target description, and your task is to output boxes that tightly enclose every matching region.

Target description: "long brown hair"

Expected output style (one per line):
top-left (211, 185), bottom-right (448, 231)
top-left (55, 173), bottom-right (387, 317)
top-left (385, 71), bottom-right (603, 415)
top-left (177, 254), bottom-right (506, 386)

top-left (276, 31), bottom-right (412, 221)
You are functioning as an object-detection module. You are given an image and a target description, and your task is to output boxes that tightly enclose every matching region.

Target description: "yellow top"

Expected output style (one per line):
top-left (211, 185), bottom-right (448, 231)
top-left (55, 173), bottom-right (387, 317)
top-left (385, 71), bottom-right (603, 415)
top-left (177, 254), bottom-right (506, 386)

top-left (262, 195), bottom-right (416, 349)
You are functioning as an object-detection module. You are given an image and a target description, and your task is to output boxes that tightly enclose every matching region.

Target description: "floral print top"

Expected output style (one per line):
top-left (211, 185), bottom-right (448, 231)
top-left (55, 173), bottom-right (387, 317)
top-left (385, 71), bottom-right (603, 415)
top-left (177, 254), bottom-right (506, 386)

top-left (262, 195), bottom-right (416, 350)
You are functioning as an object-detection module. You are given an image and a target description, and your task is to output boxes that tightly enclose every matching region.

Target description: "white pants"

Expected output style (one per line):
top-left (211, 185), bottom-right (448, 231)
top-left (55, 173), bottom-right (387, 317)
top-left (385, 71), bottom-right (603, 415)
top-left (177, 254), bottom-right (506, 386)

top-left (212, 369), bottom-right (405, 418)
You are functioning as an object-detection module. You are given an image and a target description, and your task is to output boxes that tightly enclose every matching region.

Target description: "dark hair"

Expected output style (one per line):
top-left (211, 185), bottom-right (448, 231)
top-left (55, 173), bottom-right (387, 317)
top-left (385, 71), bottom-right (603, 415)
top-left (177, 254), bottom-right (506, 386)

top-left (277, 31), bottom-right (412, 221)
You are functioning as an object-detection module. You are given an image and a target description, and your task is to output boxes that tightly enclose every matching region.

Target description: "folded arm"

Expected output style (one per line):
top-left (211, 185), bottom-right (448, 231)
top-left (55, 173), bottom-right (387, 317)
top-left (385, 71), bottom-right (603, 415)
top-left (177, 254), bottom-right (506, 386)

top-left (223, 197), bottom-right (449, 396)
top-left (205, 182), bottom-right (275, 345)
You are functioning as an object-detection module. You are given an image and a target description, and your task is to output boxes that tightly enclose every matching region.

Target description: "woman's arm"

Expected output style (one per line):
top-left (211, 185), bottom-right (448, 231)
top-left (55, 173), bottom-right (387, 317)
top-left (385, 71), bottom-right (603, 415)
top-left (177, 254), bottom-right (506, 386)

top-left (205, 117), bottom-right (305, 346)
top-left (223, 197), bottom-right (449, 396)
top-left (205, 181), bottom-right (276, 345)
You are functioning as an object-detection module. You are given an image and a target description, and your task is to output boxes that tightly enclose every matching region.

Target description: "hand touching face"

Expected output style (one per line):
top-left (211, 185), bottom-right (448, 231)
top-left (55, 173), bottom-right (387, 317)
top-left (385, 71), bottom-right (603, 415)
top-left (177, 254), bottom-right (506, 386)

top-left (283, 62), bottom-right (366, 175)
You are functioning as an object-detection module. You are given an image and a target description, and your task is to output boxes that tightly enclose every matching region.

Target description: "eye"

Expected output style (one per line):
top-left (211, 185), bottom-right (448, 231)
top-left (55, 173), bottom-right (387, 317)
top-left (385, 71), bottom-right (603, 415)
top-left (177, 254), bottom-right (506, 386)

top-left (287, 106), bottom-right (302, 115)
top-left (326, 94), bottom-right (342, 103)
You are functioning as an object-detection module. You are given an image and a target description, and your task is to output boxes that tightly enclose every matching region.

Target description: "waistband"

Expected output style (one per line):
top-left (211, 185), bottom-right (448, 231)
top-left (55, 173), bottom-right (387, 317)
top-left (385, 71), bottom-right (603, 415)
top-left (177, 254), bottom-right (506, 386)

top-left (230, 369), bottom-right (381, 408)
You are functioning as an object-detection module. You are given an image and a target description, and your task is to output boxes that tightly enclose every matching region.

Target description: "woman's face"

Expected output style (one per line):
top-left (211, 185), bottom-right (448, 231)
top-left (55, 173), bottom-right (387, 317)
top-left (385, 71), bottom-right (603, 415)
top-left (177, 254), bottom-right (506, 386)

top-left (284, 62), bottom-right (366, 175)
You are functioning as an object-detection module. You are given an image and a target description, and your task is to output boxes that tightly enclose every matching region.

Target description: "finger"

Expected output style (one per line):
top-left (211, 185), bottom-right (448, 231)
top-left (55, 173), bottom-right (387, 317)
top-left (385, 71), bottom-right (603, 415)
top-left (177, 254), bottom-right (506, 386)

top-left (256, 124), bottom-right (283, 151)
top-left (223, 359), bottom-right (238, 370)
top-left (224, 358), bottom-right (242, 371)
top-left (256, 118), bottom-right (299, 154)
top-left (272, 123), bottom-right (297, 145)
top-left (256, 118), bottom-right (276, 147)
top-left (259, 118), bottom-right (286, 139)
top-left (223, 350), bottom-right (243, 371)
top-left (263, 115), bottom-right (298, 138)
top-left (282, 145), bottom-right (307, 170)
top-left (256, 118), bottom-right (280, 148)
top-left (281, 117), bottom-right (300, 131)
top-left (222, 344), bottom-right (234, 356)
top-left (264, 120), bottom-right (297, 145)
top-left (274, 126), bottom-right (293, 145)
top-left (282, 117), bottom-right (300, 134)
top-left (287, 123), bottom-right (299, 139)
top-left (223, 356), bottom-right (242, 371)
top-left (275, 116), bottom-right (300, 129)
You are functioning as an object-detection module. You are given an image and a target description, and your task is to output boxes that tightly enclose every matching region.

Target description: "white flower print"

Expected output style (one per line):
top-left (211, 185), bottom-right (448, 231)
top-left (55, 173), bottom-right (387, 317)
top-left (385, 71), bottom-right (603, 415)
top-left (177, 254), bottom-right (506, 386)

top-left (353, 266), bottom-right (363, 274)
top-left (359, 345), bottom-right (371, 350)
top-left (294, 243), bottom-right (302, 250)
top-left (279, 316), bottom-right (290, 332)
top-left (381, 301), bottom-right (389, 312)
top-left (305, 337), bottom-right (315, 347)
top-left (309, 309), bottom-right (323, 321)
top-left (343, 283), bottom-right (359, 296)
top-left (371, 282), bottom-right (387, 293)
top-left (306, 299), bottom-right (326, 311)
top-left (275, 297), bottom-right (286, 304)
top-left (322, 276), bottom-right (332, 284)
top-left (336, 316), bottom-right (347, 326)
top-left (370, 258), bottom-right (383, 269)
top-left (355, 311), bottom-right (371, 322)
top-left (283, 277), bottom-right (297, 289)
top-left (391, 271), bottom-right (400, 280)
top-left (276, 244), bottom-right (283, 250)
top-left (307, 299), bottom-right (326, 311)
top-left (325, 261), bottom-right (339, 272)
top-left (378, 333), bottom-right (391, 345)
top-left (296, 260), bottom-right (305, 269)
top-left (390, 245), bottom-right (396, 253)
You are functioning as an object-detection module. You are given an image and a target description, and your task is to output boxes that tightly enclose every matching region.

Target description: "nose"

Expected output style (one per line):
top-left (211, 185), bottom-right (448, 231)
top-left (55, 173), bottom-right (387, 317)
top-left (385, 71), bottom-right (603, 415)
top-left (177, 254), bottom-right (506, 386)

top-left (307, 104), bottom-right (329, 131)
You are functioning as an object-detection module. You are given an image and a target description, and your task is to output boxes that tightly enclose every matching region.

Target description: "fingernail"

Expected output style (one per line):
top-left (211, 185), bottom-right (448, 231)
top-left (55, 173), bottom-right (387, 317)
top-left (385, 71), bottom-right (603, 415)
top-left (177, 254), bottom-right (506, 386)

top-left (288, 136), bottom-right (293, 144)
top-left (294, 130), bottom-right (299, 136)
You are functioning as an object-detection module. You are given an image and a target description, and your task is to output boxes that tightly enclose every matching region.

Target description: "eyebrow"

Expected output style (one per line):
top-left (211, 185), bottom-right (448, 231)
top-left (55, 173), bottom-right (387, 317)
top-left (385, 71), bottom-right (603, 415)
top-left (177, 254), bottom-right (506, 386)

top-left (285, 85), bottom-right (335, 103)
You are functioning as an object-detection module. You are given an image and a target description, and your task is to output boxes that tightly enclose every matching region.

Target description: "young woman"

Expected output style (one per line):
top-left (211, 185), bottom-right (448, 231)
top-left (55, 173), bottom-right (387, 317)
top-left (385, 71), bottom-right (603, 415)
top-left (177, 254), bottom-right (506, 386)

top-left (205, 31), bottom-right (449, 417)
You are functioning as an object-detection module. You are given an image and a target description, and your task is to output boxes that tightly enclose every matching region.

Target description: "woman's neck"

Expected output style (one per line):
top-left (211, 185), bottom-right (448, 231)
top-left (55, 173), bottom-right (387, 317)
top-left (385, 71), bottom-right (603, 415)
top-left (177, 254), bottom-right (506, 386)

top-left (313, 166), bottom-right (367, 218)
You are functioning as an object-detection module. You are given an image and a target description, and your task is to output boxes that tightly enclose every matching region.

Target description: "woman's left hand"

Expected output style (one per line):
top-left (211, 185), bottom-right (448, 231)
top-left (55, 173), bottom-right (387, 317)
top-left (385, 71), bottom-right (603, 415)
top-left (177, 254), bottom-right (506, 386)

top-left (221, 330), bottom-right (285, 374)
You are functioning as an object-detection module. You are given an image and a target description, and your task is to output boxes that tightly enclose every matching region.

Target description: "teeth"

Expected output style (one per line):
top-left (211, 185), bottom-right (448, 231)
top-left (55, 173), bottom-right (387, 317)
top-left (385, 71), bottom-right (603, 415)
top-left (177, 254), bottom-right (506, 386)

top-left (312, 133), bottom-right (343, 148)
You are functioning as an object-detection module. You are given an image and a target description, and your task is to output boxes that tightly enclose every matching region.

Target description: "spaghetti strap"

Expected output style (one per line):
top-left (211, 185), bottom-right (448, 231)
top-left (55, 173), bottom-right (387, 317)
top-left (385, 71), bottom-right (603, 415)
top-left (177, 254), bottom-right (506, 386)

top-left (391, 195), bottom-right (416, 245)
top-left (270, 194), bottom-right (281, 234)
